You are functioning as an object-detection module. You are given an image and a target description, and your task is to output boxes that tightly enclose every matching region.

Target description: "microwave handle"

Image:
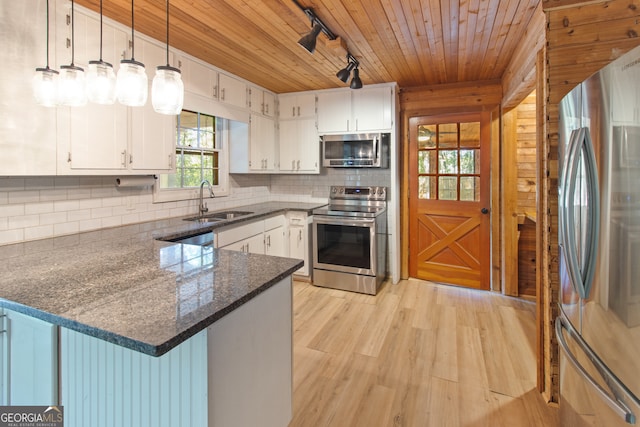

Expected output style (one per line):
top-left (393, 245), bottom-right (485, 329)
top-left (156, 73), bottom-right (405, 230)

top-left (373, 135), bottom-right (379, 164)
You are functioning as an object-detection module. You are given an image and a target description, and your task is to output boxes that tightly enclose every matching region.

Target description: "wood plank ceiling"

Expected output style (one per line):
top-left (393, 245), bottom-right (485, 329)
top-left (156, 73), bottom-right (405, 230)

top-left (74, 0), bottom-right (541, 94)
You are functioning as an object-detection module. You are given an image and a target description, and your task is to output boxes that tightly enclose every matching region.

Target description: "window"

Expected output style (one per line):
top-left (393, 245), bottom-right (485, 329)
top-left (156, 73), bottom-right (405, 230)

top-left (417, 121), bottom-right (481, 201)
top-left (154, 110), bottom-right (229, 203)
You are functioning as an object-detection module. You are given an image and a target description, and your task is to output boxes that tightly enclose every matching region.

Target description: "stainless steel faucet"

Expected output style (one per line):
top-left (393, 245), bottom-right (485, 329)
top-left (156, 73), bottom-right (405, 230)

top-left (199, 179), bottom-right (215, 216)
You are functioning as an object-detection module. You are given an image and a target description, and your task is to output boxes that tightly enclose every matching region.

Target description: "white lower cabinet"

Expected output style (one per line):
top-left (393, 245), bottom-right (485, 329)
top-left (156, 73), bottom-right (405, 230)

top-left (287, 212), bottom-right (311, 277)
top-left (217, 215), bottom-right (286, 256)
top-left (0, 309), bottom-right (58, 406)
top-left (265, 216), bottom-right (287, 257)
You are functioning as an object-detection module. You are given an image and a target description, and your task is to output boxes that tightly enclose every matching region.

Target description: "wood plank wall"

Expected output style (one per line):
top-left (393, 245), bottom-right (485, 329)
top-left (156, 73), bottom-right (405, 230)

top-left (543, 0), bottom-right (640, 402)
top-left (516, 93), bottom-right (537, 213)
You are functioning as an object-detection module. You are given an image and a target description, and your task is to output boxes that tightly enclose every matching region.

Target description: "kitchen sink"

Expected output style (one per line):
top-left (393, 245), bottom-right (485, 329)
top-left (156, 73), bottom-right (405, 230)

top-left (183, 210), bottom-right (253, 222)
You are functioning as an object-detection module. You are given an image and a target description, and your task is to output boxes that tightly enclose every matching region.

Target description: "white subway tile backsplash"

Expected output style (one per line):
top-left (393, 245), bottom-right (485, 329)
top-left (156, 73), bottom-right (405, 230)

top-left (0, 178), bottom-right (25, 191)
top-left (54, 222), bottom-right (79, 236)
top-left (54, 200), bottom-right (81, 212)
top-left (8, 190), bottom-right (40, 204)
top-left (67, 209), bottom-right (92, 222)
top-left (79, 219), bottom-right (102, 232)
top-left (8, 214), bottom-right (39, 229)
top-left (0, 168), bottom-right (391, 245)
top-left (91, 207), bottom-right (113, 219)
top-left (25, 202), bottom-right (55, 215)
top-left (40, 212), bottom-right (68, 226)
top-left (0, 204), bottom-right (25, 218)
top-left (24, 225), bottom-right (54, 241)
top-left (0, 229), bottom-right (24, 245)
top-left (39, 189), bottom-right (69, 202)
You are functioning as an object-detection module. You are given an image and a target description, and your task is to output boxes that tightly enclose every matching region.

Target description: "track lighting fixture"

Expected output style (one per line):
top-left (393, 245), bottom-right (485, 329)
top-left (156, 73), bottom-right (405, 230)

top-left (350, 66), bottom-right (363, 89)
top-left (296, 4), bottom-right (337, 54)
top-left (33, 0), bottom-right (58, 107)
top-left (336, 61), bottom-right (356, 83)
top-left (116, 0), bottom-right (147, 107)
top-left (336, 54), bottom-right (362, 89)
top-left (152, 0), bottom-right (184, 115)
top-left (298, 22), bottom-right (323, 53)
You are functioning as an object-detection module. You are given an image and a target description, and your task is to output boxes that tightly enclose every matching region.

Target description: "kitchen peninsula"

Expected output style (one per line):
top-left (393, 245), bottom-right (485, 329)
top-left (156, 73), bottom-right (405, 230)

top-left (0, 203), bottom-right (318, 427)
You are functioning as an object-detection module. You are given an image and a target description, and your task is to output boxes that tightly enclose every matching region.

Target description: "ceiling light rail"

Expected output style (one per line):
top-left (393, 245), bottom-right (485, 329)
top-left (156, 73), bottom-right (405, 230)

top-left (293, 0), bottom-right (363, 89)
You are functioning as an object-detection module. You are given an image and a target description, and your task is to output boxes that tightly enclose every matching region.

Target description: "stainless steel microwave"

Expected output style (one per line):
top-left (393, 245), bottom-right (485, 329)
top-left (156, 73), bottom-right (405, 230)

top-left (322, 133), bottom-right (389, 168)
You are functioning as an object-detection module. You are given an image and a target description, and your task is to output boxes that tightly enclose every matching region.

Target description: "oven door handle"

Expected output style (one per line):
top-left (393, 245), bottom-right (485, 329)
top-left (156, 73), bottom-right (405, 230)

top-left (313, 216), bottom-right (375, 227)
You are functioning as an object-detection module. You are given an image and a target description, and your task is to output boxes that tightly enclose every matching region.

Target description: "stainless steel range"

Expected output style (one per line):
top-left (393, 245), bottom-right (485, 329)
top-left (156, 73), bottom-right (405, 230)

top-left (312, 186), bottom-right (387, 295)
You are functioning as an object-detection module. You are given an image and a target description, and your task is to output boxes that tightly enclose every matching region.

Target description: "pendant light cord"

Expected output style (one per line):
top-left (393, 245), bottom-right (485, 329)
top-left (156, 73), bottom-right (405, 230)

top-left (70, 0), bottom-right (76, 66)
top-left (99, 0), bottom-right (104, 61)
top-left (45, 0), bottom-right (51, 69)
top-left (165, 0), bottom-right (170, 66)
top-left (130, 0), bottom-right (136, 61)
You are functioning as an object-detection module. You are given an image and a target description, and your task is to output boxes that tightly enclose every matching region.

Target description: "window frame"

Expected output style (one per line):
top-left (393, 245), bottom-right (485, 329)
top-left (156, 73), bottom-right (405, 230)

top-left (153, 111), bottom-right (230, 204)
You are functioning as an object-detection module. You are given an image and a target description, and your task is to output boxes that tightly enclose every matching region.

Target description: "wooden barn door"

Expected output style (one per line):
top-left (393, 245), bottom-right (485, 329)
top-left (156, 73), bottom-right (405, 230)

top-left (408, 112), bottom-right (491, 290)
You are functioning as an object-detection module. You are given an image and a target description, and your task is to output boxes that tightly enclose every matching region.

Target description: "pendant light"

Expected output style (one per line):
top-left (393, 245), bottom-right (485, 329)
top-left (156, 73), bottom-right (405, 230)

top-left (152, 0), bottom-right (183, 115)
top-left (86, 0), bottom-right (116, 104)
top-left (116, 0), bottom-right (147, 106)
top-left (33, 0), bottom-right (59, 107)
top-left (58, 0), bottom-right (87, 106)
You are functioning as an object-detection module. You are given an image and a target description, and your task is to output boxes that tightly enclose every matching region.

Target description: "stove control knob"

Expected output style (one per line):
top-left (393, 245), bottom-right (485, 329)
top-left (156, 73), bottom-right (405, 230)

top-left (332, 188), bottom-right (337, 193)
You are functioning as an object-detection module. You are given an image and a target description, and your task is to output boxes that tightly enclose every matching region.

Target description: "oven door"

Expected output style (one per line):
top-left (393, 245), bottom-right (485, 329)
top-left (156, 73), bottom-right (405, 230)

top-left (312, 215), bottom-right (377, 276)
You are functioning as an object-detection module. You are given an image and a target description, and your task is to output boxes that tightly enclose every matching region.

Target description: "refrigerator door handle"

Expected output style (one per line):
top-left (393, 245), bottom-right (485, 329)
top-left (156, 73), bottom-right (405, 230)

top-left (555, 315), bottom-right (636, 424)
top-left (560, 127), bottom-right (600, 299)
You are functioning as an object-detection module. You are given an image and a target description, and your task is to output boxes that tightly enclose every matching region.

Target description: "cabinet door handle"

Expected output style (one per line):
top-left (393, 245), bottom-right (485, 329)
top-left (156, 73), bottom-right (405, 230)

top-left (213, 85), bottom-right (218, 98)
top-left (298, 229), bottom-right (302, 241)
top-left (221, 88), bottom-right (226, 101)
top-left (121, 150), bottom-right (127, 167)
top-left (292, 107), bottom-right (295, 117)
top-left (347, 119), bottom-right (350, 131)
top-left (297, 106), bottom-right (300, 116)
top-left (297, 160), bottom-right (300, 170)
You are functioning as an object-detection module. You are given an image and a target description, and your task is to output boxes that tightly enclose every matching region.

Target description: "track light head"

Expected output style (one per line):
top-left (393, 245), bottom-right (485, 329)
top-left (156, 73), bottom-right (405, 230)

top-left (298, 22), bottom-right (323, 53)
top-left (336, 61), bottom-right (356, 83)
top-left (350, 67), bottom-right (363, 89)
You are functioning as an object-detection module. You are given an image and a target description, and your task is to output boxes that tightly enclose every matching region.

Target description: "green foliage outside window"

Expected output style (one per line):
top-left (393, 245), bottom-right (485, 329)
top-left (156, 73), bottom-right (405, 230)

top-left (160, 110), bottom-right (220, 189)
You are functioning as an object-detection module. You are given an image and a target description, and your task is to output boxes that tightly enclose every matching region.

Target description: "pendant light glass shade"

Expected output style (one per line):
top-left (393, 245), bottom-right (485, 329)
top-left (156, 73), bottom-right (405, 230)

top-left (86, 61), bottom-right (116, 104)
top-left (116, 0), bottom-right (147, 107)
top-left (152, 66), bottom-right (183, 115)
top-left (58, 64), bottom-right (87, 106)
top-left (87, 0), bottom-right (116, 104)
top-left (33, 0), bottom-right (58, 107)
top-left (116, 59), bottom-right (147, 106)
top-left (58, 0), bottom-right (86, 106)
top-left (33, 67), bottom-right (59, 107)
top-left (152, 0), bottom-right (183, 115)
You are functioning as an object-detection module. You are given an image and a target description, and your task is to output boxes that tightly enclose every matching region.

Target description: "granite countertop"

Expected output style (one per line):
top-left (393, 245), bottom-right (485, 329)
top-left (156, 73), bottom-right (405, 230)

top-left (0, 202), bottom-right (325, 357)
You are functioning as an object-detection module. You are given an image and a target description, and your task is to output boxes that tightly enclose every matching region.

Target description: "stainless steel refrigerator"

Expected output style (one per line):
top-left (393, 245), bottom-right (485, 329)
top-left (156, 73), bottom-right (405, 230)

top-left (557, 44), bottom-right (640, 425)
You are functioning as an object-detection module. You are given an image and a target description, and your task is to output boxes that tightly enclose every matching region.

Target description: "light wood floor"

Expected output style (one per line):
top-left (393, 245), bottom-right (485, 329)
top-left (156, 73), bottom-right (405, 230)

top-left (289, 278), bottom-right (559, 427)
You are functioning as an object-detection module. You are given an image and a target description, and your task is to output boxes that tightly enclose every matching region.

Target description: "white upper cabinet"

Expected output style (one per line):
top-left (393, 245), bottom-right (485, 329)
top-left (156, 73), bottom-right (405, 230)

top-left (249, 87), bottom-right (275, 117)
top-left (0, 1), bottom-right (58, 175)
top-left (278, 93), bottom-right (319, 174)
top-left (56, 5), bottom-right (130, 173)
top-left (317, 85), bottom-right (394, 134)
top-left (249, 114), bottom-right (277, 172)
top-left (175, 55), bottom-right (218, 99)
top-left (218, 73), bottom-right (247, 109)
top-left (279, 119), bottom-right (319, 173)
top-left (278, 93), bottom-right (316, 120)
top-left (130, 38), bottom-right (176, 172)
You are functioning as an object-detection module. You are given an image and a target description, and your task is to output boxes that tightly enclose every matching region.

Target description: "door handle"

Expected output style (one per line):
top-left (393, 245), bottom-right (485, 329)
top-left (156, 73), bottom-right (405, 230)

top-left (555, 316), bottom-right (636, 424)
top-left (481, 208), bottom-right (489, 214)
